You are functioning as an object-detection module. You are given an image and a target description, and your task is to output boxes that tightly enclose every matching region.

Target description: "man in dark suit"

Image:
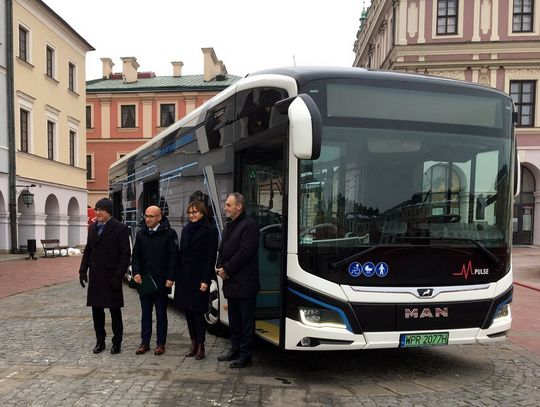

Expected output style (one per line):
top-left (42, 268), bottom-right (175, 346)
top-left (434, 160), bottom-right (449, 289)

top-left (132, 205), bottom-right (178, 356)
top-left (79, 198), bottom-right (130, 354)
top-left (216, 193), bottom-right (260, 368)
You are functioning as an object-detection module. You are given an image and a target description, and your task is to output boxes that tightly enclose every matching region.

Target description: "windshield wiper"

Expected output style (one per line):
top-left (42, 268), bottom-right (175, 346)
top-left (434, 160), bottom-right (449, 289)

top-left (393, 236), bottom-right (504, 267)
top-left (329, 245), bottom-right (382, 270)
top-left (329, 236), bottom-right (504, 270)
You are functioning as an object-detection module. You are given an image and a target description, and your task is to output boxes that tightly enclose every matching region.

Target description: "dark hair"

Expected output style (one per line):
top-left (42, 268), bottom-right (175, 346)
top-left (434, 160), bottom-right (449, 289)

top-left (94, 198), bottom-right (113, 215)
top-left (187, 200), bottom-right (207, 217)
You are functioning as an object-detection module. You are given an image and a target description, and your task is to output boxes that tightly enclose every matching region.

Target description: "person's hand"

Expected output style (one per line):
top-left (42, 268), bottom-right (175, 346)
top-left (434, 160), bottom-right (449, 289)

top-left (134, 274), bottom-right (142, 284)
top-left (79, 271), bottom-right (88, 288)
top-left (200, 282), bottom-right (208, 292)
top-left (216, 267), bottom-right (228, 280)
top-left (165, 280), bottom-right (174, 288)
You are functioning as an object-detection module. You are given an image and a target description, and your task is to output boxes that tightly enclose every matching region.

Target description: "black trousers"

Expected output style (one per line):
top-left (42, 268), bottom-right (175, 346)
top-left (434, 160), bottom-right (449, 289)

top-left (139, 292), bottom-right (168, 346)
top-left (92, 306), bottom-right (123, 347)
top-left (185, 310), bottom-right (206, 344)
top-left (227, 297), bottom-right (256, 360)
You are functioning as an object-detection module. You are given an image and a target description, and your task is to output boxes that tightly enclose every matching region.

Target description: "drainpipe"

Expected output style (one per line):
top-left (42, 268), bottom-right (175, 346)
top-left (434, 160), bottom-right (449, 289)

top-left (6, 0), bottom-right (18, 253)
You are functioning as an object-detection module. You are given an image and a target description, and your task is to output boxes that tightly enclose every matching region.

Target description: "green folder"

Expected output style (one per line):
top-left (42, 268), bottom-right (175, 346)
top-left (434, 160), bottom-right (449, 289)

top-left (137, 274), bottom-right (158, 296)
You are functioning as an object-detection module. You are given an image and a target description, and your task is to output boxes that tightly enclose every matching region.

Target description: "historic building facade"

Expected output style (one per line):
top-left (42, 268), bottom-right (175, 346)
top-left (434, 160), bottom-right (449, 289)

top-left (0, 0), bottom-right (93, 252)
top-left (353, 0), bottom-right (540, 245)
top-left (85, 48), bottom-right (239, 207)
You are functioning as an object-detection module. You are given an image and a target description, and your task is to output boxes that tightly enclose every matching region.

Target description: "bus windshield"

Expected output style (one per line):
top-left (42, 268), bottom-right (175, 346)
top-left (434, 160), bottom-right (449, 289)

top-left (297, 78), bottom-right (513, 284)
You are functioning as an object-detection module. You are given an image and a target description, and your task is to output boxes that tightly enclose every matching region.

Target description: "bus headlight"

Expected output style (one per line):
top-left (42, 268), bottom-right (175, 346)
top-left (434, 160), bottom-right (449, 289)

top-left (299, 307), bottom-right (347, 329)
top-left (493, 302), bottom-right (510, 320)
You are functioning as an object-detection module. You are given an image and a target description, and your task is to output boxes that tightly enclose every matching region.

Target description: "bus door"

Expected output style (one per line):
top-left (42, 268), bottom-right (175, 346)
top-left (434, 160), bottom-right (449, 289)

top-left (235, 140), bottom-right (286, 346)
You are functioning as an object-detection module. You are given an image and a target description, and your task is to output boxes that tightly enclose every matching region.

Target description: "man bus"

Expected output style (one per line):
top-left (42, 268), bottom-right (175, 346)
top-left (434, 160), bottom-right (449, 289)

top-left (110, 67), bottom-right (516, 350)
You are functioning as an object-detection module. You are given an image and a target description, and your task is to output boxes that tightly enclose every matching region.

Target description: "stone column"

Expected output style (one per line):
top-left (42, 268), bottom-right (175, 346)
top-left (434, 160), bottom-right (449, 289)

top-left (533, 191), bottom-right (540, 245)
top-left (100, 98), bottom-right (111, 138)
top-left (142, 99), bottom-right (153, 138)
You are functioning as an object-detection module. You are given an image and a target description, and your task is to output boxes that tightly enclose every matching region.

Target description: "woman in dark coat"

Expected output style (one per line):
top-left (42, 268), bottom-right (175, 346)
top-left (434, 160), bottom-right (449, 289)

top-left (174, 200), bottom-right (218, 360)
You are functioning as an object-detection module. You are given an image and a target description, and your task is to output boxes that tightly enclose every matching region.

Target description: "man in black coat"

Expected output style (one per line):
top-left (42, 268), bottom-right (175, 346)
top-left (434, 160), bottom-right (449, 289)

top-left (79, 198), bottom-right (130, 354)
top-left (216, 193), bottom-right (260, 368)
top-left (132, 205), bottom-right (178, 356)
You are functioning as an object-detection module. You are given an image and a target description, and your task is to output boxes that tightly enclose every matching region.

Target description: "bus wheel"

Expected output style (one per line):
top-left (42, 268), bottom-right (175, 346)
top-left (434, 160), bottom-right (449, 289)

top-left (205, 278), bottom-right (228, 337)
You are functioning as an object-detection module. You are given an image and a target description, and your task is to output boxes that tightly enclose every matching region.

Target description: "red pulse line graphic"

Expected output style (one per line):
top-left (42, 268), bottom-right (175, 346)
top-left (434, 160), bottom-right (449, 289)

top-left (453, 260), bottom-right (473, 279)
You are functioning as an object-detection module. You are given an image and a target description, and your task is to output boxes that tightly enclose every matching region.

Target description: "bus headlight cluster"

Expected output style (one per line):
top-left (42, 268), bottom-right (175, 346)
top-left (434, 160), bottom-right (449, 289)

top-left (299, 307), bottom-right (346, 329)
top-left (493, 303), bottom-right (510, 320)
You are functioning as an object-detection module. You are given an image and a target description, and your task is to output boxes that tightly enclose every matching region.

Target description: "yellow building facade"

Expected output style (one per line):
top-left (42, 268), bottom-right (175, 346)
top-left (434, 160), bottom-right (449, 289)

top-left (0, 0), bottom-right (94, 252)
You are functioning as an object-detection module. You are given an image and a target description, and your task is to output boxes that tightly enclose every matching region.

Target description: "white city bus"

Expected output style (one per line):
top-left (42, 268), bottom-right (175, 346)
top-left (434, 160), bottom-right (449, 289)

top-left (109, 67), bottom-right (516, 350)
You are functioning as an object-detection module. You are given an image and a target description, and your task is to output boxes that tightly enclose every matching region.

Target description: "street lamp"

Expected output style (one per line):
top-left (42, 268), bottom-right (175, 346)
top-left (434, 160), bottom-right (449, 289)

top-left (17, 184), bottom-right (36, 207)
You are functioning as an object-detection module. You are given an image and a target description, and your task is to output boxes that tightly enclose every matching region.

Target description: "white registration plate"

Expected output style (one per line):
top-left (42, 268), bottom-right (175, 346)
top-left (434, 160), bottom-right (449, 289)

top-left (399, 332), bottom-right (449, 348)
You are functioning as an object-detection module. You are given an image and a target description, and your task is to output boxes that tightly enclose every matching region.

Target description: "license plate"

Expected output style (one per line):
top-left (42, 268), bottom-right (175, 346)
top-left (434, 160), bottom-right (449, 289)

top-left (399, 332), bottom-right (449, 348)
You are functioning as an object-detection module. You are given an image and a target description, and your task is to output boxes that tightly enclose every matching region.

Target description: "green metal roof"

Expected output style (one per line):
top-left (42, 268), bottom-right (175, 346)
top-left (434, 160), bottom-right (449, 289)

top-left (86, 74), bottom-right (241, 93)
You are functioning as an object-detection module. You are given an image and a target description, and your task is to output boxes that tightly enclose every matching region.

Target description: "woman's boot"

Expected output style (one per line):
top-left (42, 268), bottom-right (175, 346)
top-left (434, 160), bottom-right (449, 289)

top-left (195, 343), bottom-right (205, 360)
top-left (185, 340), bottom-right (196, 357)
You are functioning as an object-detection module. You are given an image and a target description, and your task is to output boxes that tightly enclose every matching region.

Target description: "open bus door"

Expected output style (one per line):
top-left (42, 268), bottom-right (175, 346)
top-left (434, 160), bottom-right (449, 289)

top-left (235, 139), bottom-right (287, 347)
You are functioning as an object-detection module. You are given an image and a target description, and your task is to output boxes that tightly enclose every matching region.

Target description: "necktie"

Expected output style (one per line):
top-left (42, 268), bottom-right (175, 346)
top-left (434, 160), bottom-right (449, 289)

top-left (97, 224), bottom-right (104, 236)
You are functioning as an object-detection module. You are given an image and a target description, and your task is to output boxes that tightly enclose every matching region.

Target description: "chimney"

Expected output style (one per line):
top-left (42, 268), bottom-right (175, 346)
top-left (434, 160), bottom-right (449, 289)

top-left (171, 61), bottom-right (184, 77)
top-left (120, 56), bottom-right (140, 83)
top-left (202, 47), bottom-right (227, 81)
top-left (100, 57), bottom-right (114, 79)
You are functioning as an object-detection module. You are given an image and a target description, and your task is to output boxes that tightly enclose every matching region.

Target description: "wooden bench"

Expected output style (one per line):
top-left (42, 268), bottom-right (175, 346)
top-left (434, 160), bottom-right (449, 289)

top-left (41, 239), bottom-right (69, 257)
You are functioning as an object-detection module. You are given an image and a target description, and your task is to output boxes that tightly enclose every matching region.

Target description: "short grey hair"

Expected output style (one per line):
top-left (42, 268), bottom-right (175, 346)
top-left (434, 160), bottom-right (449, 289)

top-left (228, 192), bottom-right (245, 210)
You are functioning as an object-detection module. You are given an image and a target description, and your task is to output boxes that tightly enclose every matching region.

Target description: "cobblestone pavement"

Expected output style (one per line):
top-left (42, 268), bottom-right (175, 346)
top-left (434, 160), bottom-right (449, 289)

top-left (0, 255), bottom-right (539, 406)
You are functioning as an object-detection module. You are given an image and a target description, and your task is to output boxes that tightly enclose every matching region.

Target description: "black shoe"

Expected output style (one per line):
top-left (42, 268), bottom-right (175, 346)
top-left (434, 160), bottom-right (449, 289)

top-left (230, 358), bottom-right (252, 368)
top-left (93, 343), bottom-right (105, 354)
top-left (217, 349), bottom-right (240, 362)
top-left (110, 345), bottom-right (121, 354)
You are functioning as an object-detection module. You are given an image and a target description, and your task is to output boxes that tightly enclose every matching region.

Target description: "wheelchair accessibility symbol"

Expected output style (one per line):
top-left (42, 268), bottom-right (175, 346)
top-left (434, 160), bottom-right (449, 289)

top-left (348, 262), bottom-right (362, 277)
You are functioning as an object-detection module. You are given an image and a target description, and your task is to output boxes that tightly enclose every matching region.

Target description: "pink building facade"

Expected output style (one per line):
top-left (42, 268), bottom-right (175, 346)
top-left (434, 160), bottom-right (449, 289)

top-left (85, 49), bottom-right (239, 208)
top-left (353, 0), bottom-right (540, 245)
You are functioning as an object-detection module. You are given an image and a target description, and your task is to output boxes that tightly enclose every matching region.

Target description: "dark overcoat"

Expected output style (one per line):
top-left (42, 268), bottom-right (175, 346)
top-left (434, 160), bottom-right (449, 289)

top-left (79, 218), bottom-right (131, 308)
top-left (217, 212), bottom-right (260, 299)
top-left (174, 220), bottom-right (218, 312)
top-left (131, 217), bottom-right (179, 295)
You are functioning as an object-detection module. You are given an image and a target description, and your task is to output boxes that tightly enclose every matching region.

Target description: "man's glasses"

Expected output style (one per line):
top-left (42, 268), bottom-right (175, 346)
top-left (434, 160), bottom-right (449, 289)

top-left (144, 214), bottom-right (158, 219)
top-left (187, 211), bottom-right (199, 215)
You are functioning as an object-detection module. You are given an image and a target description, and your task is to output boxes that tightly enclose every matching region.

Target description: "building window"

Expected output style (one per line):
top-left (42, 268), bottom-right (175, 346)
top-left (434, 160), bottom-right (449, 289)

top-left (68, 62), bottom-right (76, 91)
top-left (69, 131), bottom-right (76, 166)
top-left (47, 120), bottom-right (55, 160)
top-left (46, 46), bottom-right (55, 78)
top-left (510, 80), bottom-right (536, 127)
top-left (86, 155), bottom-right (93, 180)
top-left (160, 104), bottom-right (175, 127)
top-left (18, 26), bottom-right (28, 61)
top-left (86, 106), bottom-right (92, 129)
top-left (20, 109), bottom-right (29, 153)
top-left (437, 0), bottom-right (458, 35)
top-left (121, 105), bottom-right (136, 128)
top-left (513, 0), bottom-right (534, 32)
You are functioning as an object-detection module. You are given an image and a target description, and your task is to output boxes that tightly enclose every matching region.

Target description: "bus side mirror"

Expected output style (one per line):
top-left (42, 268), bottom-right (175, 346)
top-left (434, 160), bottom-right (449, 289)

top-left (514, 148), bottom-right (521, 198)
top-left (277, 94), bottom-right (322, 160)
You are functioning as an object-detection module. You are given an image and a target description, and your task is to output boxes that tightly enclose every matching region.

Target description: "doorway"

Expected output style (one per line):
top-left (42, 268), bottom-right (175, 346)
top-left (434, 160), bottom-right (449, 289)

top-left (236, 139), bottom-right (286, 345)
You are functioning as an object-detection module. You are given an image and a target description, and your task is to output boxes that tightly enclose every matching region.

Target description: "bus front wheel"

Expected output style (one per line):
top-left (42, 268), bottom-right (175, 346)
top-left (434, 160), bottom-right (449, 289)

top-left (204, 278), bottom-right (228, 337)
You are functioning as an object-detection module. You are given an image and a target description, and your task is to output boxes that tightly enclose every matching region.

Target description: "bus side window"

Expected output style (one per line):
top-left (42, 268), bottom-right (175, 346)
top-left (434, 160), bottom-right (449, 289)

top-left (205, 96), bottom-right (235, 150)
top-left (234, 88), bottom-right (288, 140)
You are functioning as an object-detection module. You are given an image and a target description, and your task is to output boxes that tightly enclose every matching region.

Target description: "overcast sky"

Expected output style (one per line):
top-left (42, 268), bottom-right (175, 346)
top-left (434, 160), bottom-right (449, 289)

top-left (43, 0), bottom-right (367, 80)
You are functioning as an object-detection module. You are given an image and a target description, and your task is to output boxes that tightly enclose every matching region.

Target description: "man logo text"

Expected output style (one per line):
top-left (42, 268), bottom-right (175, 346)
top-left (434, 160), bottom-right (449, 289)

top-left (404, 307), bottom-right (448, 319)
